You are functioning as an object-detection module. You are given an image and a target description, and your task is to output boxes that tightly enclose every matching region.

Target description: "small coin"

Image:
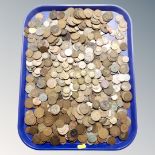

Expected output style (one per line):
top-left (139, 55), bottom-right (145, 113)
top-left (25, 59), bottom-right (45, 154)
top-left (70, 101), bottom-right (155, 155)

top-left (98, 128), bottom-right (109, 139)
top-left (91, 110), bottom-right (101, 121)
top-left (47, 78), bottom-right (57, 88)
top-left (79, 103), bottom-right (90, 115)
top-left (34, 107), bottom-right (45, 118)
top-left (49, 104), bottom-right (60, 115)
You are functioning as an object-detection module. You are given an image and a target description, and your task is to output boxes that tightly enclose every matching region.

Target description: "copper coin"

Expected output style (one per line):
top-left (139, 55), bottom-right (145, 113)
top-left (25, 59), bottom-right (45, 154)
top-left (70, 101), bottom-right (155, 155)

top-left (78, 134), bottom-right (87, 143)
top-left (25, 126), bottom-right (38, 135)
top-left (76, 124), bottom-right (86, 135)
top-left (44, 115), bottom-right (55, 126)
top-left (50, 135), bottom-right (60, 146)
top-left (32, 134), bottom-right (43, 144)
top-left (107, 136), bottom-right (116, 145)
top-left (34, 107), bottom-right (45, 118)
top-left (98, 128), bottom-right (109, 139)
top-left (110, 126), bottom-right (121, 137)
top-left (121, 91), bottom-right (133, 102)
top-left (25, 98), bottom-right (33, 109)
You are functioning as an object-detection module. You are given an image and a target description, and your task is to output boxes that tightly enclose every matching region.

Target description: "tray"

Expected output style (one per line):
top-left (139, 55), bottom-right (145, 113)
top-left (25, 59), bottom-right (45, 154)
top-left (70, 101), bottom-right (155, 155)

top-left (18, 5), bottom-right (137, 150)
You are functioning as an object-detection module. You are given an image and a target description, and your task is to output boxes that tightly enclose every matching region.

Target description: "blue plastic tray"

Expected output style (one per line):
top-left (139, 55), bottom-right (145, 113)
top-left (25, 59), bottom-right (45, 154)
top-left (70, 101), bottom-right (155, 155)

top-left (18, 5), bottom-right (137, 150)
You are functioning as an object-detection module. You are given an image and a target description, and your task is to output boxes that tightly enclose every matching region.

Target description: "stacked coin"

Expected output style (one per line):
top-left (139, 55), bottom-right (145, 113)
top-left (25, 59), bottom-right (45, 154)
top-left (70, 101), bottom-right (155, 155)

top-left (24, 8), bottom-right (131, 146)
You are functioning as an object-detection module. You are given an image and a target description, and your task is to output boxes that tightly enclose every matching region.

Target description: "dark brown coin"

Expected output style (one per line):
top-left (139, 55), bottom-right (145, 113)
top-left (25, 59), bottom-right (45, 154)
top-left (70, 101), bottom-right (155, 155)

top-left (50, 135), bottom-right (60, 146)
top-left (107, 136), bottom-right (116, 145)
top-left (25, 126), bottom-right (38, 135)
top-left (110, 126), bottom-right (121, 137)
top-left (70, 129), bottom-right (78, 137)
top-left (39, 46), bottom-right (48, 53)
top-left (76, 124), bottom-right (86, 135)
top-left (67, 130), bottom-right (78, 142)
top-left (32, 134), bottom-right (43, 144)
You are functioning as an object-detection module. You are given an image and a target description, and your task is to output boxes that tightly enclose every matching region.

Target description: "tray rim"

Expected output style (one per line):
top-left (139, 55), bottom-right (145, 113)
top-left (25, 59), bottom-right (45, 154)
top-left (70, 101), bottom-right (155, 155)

top-left (18, 4), bottom-right (137, 151)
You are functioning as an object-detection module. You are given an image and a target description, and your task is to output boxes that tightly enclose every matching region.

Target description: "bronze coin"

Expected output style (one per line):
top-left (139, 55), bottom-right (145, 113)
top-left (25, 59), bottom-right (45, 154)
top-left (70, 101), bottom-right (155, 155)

top-left (50, 135), bottom-right (60, 146)
top-left (62, 100), bottom-right (71, 109)
top-left (39, 46), bottom-right (48, 53)
top-left (120, 124), bottom-right (129, 133)
top-left (39, 132), bottom-right (49, 142)
top-left (37, 117), bottom-right (44, 124)
top-left (32, 134), bottom-right (43, 144)
top-left (78, 134), bottom-right (87, 143)
top-left (110, 126), bottom-right (121, 137)
top-left (121, 91), bottom-right (133, 102)
top-left (107, 136), bottom-right (116, 145)
top-left (25, 98), bottom-right (33, 109)
top-left (59, 136), bottom-right (66, 144)
top-left (43, 115), bottom-right (55, 126)
top-left (76, 124), bottom-right (86, 135)
top-left (25, 126), bottom-right (38, 135)
top-left (97, 136), bottom-right (105, 143)
top-left (55, 119), bottom-right (65, 128)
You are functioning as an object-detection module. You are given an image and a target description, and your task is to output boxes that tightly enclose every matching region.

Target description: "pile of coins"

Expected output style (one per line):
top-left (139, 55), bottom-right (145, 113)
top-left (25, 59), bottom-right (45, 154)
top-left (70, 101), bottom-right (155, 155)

top-left (24, 8), bottom-right (132, 146)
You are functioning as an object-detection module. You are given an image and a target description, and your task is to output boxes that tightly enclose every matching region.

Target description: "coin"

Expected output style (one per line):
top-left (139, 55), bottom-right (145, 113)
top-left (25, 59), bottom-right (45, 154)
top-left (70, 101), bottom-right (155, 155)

top-left (110, 126), bottom-right (121, 137)
top-left (91, 110), bottom-right (101, 121)
top-left (49, 104), bottom-right (60, 115)
top-left (47, 78), bottom-right (57, 88)
top-left (50, 135), bottom-right (60, 146)
top-left (79, 103), bottom-right (90, 115)
top-left (121, 91), bottom-right (133, 102)
top-left (98, 128), bottom-right (109, 139)
top-left (107, 136), bottom-right (116, 145)
top-left (34, 107), bottom-right (45, 118)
